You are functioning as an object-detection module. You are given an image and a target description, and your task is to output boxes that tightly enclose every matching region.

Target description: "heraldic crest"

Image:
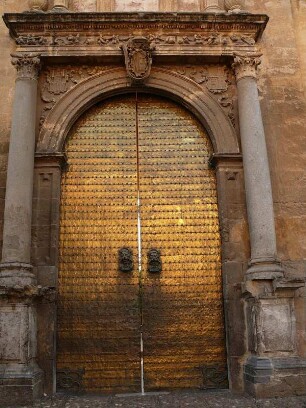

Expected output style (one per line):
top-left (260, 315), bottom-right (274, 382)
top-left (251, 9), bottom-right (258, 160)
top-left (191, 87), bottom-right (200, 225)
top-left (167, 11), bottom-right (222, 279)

top-left (122, 37), bottom-right (155, 83)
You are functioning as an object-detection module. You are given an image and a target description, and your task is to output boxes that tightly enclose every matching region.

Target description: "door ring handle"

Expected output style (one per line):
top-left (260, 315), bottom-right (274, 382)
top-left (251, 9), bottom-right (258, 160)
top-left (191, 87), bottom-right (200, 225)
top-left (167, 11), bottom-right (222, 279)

top-left (118, 248), bottom-right (134, 273)
top-left (148, 249), bottom-right (162, 274)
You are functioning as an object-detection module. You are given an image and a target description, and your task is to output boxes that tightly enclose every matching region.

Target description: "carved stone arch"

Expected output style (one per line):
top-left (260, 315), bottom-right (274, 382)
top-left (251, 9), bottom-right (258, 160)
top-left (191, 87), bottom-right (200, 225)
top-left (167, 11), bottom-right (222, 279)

top-left (37, 67), bottom-right (240, 155)
top-left (33, 65), bottom-right (245, 397)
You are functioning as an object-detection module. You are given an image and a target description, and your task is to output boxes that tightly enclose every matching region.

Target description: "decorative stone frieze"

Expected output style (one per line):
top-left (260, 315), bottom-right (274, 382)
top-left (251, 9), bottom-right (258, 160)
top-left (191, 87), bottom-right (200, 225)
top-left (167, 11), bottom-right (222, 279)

top-left (3, 13), bottom-right (268, 58)
top-left (232, 52), bottom-right (262, 81)
top-left (11, 53), bottom-right (41, 80)
top-left (16, 35), bottom-right (47, 45)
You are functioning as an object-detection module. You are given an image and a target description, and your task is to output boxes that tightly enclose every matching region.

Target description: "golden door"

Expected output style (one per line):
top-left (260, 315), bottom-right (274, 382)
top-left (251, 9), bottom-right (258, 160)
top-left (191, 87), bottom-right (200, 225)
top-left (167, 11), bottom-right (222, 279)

top-left (57, 94), bottom-right (227, 394)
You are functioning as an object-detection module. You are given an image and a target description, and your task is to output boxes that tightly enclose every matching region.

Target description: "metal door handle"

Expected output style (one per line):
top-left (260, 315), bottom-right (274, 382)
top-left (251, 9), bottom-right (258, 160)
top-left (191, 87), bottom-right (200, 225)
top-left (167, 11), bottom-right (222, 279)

top-left (148, 249), bottom-right (162, 274)
top-left (118, 248), bottom-right (134, 273)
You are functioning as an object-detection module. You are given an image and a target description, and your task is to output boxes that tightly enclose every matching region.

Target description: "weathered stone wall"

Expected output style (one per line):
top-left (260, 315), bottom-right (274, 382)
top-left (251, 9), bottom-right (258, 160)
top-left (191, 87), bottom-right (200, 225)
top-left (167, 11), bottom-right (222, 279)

top-left (0, 0), bottom-right (306, 399)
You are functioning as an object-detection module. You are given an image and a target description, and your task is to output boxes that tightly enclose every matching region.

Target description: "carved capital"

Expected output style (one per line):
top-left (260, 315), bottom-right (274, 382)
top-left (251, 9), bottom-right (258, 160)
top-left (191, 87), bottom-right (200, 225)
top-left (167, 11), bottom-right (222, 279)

top-left (11, 53), bottom-right (41, 80)
top-left (121, 37), bottom-right (155, 84)
top-left (232, 52), bottom-right (262, 81)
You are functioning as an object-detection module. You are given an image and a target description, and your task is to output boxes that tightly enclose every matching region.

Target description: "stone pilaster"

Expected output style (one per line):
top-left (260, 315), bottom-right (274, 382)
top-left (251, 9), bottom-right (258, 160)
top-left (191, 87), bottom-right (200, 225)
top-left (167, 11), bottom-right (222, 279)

top-left (233, 53), bottom-right (306, 398)
top-left (0, 53), bottom-right (43, 406)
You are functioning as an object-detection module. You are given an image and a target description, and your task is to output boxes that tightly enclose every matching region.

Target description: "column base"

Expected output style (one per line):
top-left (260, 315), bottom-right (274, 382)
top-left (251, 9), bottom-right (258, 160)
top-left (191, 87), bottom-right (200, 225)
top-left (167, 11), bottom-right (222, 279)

top-left (244, 356), bottom-right (306, 398)
top-left (0, 262), bottom-right (36, 286)
top-left (246, 258), bottom-right (284, 280)
top-left (0, 364), bottom-right (43, 407)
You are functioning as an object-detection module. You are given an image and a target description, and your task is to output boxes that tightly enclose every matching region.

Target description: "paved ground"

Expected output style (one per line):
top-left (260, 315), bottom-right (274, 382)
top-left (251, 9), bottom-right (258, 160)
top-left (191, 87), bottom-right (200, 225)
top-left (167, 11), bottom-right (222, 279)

top-left (14, 391), bottom-right (306, 408)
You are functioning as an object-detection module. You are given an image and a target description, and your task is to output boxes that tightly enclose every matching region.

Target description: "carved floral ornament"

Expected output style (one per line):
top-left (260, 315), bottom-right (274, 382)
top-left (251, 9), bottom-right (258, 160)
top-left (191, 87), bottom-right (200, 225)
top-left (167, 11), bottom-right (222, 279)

top-left (11, 53), bottom-right (41, 80)
top-left (232, 52), bottom-right (262, 81)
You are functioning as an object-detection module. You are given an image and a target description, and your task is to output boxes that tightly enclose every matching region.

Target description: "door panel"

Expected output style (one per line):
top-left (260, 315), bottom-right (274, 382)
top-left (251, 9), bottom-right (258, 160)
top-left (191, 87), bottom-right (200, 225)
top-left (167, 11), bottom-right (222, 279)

top-left (137, 95), bottom-right (227, 390)
top-left (57, 95), bottom-right (141, 393)
top-left (57, 93), bottom-right (227, 394)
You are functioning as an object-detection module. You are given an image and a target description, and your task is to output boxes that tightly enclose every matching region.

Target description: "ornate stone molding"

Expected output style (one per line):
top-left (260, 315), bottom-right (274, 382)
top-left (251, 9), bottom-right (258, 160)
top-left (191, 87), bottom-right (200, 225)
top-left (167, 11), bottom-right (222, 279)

top-left (3, 13), bottom-right (268, 58)
top-left (121, 37), bottom-right (155, 83)
top-left (11, 53), bottom-right (41, 80)
top-left (232, 52), bottom-right (262, 81)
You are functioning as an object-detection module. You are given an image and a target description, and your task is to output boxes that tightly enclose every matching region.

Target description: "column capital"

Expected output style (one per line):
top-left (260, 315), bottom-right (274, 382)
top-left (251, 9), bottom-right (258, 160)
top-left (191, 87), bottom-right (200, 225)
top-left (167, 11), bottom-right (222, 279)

top-left (232, 52), bottom-right (262, 82)
top-left (11, 53), bottom-right (41, 80)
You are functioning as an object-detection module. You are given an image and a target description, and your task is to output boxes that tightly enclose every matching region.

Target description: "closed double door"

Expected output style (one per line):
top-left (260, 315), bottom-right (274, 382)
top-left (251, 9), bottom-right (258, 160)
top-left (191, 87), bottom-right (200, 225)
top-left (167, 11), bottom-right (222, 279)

top-left (57, 93), bottom-right (227, 393)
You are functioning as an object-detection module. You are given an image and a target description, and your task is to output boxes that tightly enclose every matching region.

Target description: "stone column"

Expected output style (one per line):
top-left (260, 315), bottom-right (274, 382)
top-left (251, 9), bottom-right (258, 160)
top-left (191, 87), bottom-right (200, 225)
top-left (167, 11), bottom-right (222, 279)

top-left (232, 53), bottom-right (283, 280)
top-left (0, 54), bottom-right (41, 286)
top-left (0, 54), bottom-right (43, 406)
top-left (233, 53), bottom-right (306, 399)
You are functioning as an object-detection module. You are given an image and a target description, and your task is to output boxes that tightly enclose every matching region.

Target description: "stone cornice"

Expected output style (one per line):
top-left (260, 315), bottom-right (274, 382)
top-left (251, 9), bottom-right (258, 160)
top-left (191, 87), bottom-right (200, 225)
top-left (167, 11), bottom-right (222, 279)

top-left (3, 12), bottom-right (269, 58)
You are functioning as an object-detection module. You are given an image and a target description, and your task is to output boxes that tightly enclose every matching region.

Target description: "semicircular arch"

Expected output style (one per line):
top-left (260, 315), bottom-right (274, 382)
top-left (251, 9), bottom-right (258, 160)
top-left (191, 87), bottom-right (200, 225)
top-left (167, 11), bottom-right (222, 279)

top-left (37, 67), bottom-right (239, 154)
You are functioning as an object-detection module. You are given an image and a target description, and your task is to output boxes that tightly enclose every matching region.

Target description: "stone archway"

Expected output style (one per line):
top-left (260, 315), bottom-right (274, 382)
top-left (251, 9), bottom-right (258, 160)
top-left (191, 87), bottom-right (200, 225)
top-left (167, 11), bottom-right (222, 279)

top-left (37, 67), bottom-right (239, 155)
top-left (3, 11), bottom-right (304, 406)
top-left (33, 66), bottom-right (244, 394)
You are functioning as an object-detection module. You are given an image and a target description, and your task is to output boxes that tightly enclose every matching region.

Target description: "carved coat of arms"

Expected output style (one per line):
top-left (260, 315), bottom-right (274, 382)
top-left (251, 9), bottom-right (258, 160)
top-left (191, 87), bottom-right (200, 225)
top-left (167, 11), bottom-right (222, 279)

top-left (122, 37), bottom-right (155, 83)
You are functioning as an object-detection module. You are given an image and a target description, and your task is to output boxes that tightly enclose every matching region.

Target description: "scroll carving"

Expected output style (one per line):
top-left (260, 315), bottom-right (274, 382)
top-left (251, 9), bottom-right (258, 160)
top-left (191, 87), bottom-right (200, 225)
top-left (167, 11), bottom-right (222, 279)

top-left (232, 52), bottom-right (262, 81)
top-left (11, 53), bottom-right (41, 80)
top-left (121, 37), bottom-right (155, 83)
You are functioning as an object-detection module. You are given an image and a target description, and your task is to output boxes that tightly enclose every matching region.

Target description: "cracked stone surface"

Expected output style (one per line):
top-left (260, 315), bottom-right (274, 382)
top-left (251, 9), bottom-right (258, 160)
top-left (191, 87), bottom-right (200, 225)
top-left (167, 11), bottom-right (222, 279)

top-left (11, 391), bottom-right (306, 408)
